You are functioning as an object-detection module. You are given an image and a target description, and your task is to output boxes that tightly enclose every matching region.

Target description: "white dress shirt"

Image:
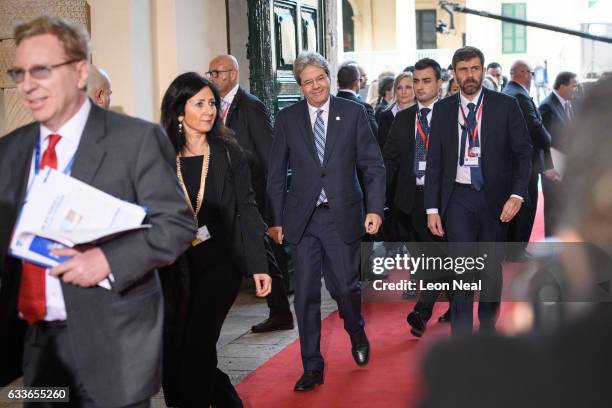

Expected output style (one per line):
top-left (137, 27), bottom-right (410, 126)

top-left (221, 83), bottom-right (240, 123)
top-left (26, 98), bottom-right (91, 321)
top-left (552, 90), bottom-right (571, 119)
top-left (415, 99), bottom-right (437, 186)
top-left (307, 97), bottom-right (330, 130)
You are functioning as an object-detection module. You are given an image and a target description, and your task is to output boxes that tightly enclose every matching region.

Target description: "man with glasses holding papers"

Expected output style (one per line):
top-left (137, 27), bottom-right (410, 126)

top-left (0, 16), bottom-right (194, 407)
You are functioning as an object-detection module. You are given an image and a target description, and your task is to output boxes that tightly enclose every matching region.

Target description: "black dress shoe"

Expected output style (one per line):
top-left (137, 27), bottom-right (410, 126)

top-left (406, 311), bottom-right (427, 337)
top-left (438, 309), bottom-right (451, 323)
top-left (294, 370), bottom-right (324, 391)
top-left (251, 315), bottom-right (294, 333)
top-left (350, 331), bottom-right (370, 366)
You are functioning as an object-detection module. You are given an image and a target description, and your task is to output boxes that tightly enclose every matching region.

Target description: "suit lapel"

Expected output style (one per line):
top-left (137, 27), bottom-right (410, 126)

top-left (322, 96), bottom-right (340, 167)
top-left (70, 103), bottom-right (107, 185)
top-left (14, 125), bottom-right (38, 207)
top-left (551, 93), bottom-right (568, 124)
top-left (480, 89), bottom-right (493, 154)
top-left (449, 93), bottom-right (460, 161)
top-left (299, 101), bottom-right (321, 166)
top-left (210, 138), bottom-right (227, 204)
top-left (225, 87), bottom-right (242, 125)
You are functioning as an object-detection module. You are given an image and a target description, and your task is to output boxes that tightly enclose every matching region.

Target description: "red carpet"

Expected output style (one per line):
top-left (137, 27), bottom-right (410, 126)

top-left (236, 193), bottom-right (545, 407)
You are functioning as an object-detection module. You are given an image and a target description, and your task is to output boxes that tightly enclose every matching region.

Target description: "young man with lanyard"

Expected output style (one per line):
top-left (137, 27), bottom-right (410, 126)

top-left (424, 47), bottom-right (532, 336)
top-left (383, 58), bottom-right (451, 338)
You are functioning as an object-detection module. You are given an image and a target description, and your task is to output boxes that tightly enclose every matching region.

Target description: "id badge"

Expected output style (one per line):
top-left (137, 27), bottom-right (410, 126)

top-left (468, 147), bottom-right (480, 157)
top-left (464, 153), bottom-right (479, 167)
top-left (418, 161), bottom-right (426, 171)
top-left (192, 225), bottom-right (211, 246)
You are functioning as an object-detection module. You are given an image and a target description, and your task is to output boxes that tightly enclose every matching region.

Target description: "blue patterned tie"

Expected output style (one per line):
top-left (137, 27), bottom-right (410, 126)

top-left (463, 103), bottom-right (484, 190)
top-left (314, 109), bottom-right (327, 205)
top-left (415, 108), bottom-right (430, 178)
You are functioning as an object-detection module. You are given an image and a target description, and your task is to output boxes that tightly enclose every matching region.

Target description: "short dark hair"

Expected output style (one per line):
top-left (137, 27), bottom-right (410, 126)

top-left (161, 72), bottom-right (235, 154)
top-left (487, 62), bottom-right (502, 70)
top-left (403, 65), bottom-right (415, 74)
top-left (337, 64), bottom-right (361, 89)
top-left (378, 76), bottom-right (394, 97)
top-left (553, 71), bottom-right (577, 90)
top-left (414, 58), bottom-right (442, 80)
top-left (452, 46), bottom-right (485, 70)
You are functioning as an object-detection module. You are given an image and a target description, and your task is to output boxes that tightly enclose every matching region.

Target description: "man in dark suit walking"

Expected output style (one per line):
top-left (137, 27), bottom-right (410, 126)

top-left (208, 54), bottom-right (293, 332)
top-left (383, 58), bottom-right (450, 337)
top-left (267, 51), bottom-right (385, 391)
top-left (0, 16), bottom-right (195, 407)
top-left (503, 60), bottom-right (560, 259)
top-left (539, 71), bottom-right (577, 236)
top-left (425, 46), bottom-right (532, 336)
top-left (336, 63), bottom-right (378, 136)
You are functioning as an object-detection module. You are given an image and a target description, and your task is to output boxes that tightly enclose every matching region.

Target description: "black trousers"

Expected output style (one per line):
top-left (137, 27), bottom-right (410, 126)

top-left (508, 169), bottom-right (539, 249)
top-left (542, 176), bottom-right (561, 237)
top-left (291, 207), bottom-right (363, 372)
top-left (264, 237), bottom-right (292, 318)
top-left (395, 189), bottom-right (449, 322)
top-left (444, 185), bottom-right (508, 336)
top-left (22, 321), bottom-right (150, 408)
top-left (175, 258), bottom-right (243, 408)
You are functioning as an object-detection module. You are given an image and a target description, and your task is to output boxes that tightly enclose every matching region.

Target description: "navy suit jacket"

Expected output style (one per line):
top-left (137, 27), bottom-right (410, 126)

top-left (267, 95), bottom-right (385, 243)
top-left (539, 92), bottom-right (570, 152)
top-left (336, 90), bottom-right (378, 136)
top-left (424, 88), bottom-right (532, 218)
top-left (382, 104), bottom-right (420, 214)
top-left (502, 81), bottom-right (553, 173)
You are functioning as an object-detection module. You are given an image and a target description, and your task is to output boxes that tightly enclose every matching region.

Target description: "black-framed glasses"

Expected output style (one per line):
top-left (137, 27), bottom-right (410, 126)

top-left (205, 69), bottom-right (233, 79)
top-left (6, 59), bottom-right (81, 83)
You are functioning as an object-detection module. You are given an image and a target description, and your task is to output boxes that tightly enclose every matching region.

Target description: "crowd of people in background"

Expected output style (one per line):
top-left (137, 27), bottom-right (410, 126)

top-left (2, 14), bottom-right (612, 408)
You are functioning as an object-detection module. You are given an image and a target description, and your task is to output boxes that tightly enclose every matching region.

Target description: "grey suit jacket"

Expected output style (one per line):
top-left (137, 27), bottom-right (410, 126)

top-left (0, 101), bottom-right (195, 406)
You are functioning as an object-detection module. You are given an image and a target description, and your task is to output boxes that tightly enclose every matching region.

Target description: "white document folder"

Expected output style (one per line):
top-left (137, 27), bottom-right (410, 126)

top-left (10, 168), bottom-right (149, 274)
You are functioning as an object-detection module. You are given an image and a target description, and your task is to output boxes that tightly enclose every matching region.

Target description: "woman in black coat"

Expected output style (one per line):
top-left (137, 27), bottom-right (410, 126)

top-left (376, 72), bottom-right (416, 149)
top-left (159, 72), bottom-right (271, 408)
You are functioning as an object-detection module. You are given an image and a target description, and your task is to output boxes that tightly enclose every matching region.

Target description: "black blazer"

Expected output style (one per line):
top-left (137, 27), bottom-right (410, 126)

top-left (224, 86), bottom-right (273, 212)
top-left (336, 90), bottom-right (378, 136)
top-left (267, 95), bottom-right (385, 243)
top-left (376, 107), bottom-right (395, 149)
top-left (0, 102), bottom-right (195, 405)
top-left (539, 92), bottom-right (570, 152)
top-left (502, 81), bottom-right (553, 173)
top-left (382, 104), bottom-right (420, 214)
top-left (424, 88), bottom-right (532, 218)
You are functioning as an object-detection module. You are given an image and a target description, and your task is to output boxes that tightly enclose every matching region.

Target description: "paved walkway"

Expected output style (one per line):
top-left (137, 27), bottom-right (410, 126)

top-left (0, 283), bottom-right (336, 408)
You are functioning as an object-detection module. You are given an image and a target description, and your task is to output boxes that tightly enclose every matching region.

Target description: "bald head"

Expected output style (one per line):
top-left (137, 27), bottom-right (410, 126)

top-left (510, 60), bottom-right (533, 89)
top-left (87, 65), bottom-right (112, 109)
top-left (208, 54), bottom-right (239, 96)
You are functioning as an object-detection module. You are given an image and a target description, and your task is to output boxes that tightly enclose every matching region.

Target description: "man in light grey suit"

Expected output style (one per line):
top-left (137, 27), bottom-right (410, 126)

top-left (0, 16), bottom-right (194, 407)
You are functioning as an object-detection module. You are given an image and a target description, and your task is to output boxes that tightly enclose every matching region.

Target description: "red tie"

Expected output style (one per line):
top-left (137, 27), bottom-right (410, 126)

top-left (18, 133), bottom-right (62, 324)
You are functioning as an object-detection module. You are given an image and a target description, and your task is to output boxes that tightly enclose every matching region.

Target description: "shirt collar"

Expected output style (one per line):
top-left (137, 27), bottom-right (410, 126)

top-left (417, 98), bottom-right (438, 111)
top-left (308, 97), bottom-right (330, 116)
top-left (338, 88), bottom-right (357, 96)
top-left (552, 90), bottom-right (568, 106)
top-left (515, 81), bottom-right (530, 94)
top-left (40, 98), bottom-right (91, 143)
top-left (223, 84), bottom-right (240, 106)
top-left (459, 87), bottom-right (483, 109)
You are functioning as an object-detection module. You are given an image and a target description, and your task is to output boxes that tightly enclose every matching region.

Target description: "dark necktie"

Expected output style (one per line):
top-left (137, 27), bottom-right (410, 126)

top-left (18, 133), bottom-right (61, 324)
top-left (415, 107), bottom-right (430, 178)
top-left (460, 103), bottom-right (484, 190)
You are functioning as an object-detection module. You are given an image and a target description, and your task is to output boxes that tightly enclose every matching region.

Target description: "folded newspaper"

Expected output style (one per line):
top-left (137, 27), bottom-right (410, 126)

top-left (10, 168), bottom-right (150, 270)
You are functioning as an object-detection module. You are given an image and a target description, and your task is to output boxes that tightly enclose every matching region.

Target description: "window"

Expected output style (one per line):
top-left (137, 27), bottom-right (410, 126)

top-left (416, 10), bottom-right (437, 49)
top-left (502, 3), bottom-right (527, 54)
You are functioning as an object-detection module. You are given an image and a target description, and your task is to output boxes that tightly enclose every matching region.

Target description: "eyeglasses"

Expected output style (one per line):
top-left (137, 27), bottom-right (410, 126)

top-left (205, 69), bottom-right (234, 79)
top-left (6, 59), bottom-right (81, 83)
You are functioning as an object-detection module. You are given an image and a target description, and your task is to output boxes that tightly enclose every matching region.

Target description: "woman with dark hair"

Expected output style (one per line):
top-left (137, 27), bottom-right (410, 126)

top-left (159, 72), bottom-right (271, 407)
top-left (374, 75), bottom-right (395, 121)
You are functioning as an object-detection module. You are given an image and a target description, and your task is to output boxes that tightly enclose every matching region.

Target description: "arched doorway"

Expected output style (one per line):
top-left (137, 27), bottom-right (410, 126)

top-left (342, 0), bottom-right (355, 52)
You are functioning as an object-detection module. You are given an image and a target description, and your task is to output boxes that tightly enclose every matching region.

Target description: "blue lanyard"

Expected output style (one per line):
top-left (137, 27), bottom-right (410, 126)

top-left (34, 135), bottom-right (75, 175)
